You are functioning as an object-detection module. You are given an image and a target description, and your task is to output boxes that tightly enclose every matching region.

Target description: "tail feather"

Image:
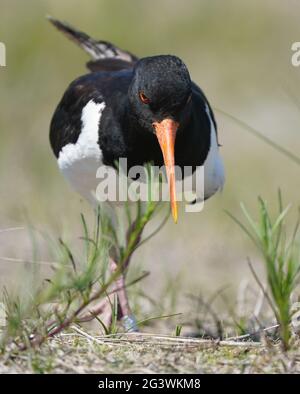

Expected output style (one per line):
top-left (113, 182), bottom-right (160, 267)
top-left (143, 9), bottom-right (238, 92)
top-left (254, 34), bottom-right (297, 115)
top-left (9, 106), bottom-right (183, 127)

top-left (47, 16), bottom-right (138, 69)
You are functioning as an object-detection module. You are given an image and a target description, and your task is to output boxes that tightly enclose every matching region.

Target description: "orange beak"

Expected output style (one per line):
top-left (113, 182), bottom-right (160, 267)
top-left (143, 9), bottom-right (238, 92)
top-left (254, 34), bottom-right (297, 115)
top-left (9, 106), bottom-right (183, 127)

top-left (153, 119), bottom-right (179, 223)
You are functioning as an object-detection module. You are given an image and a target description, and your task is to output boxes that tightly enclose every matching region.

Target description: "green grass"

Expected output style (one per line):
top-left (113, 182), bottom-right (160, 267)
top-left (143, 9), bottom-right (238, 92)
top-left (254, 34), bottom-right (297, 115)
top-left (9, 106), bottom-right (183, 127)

top-left (0, 167), bottom-right (175, 351)
top-left (229, 192), bottom-right (300, 350)
top-left (1, 190), bottom-right (300, 371)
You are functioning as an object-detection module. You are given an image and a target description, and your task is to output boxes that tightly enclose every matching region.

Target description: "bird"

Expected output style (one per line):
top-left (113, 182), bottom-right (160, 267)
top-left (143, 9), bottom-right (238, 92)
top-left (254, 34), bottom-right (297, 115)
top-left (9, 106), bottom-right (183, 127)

top-left (48, 17), bottom-right (225, 330)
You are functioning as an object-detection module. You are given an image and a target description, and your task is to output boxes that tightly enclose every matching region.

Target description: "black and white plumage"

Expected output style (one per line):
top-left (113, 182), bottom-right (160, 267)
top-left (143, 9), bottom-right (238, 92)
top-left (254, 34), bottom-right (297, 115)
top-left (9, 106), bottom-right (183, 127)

top-left (49, 17), bottom-right (224, 221)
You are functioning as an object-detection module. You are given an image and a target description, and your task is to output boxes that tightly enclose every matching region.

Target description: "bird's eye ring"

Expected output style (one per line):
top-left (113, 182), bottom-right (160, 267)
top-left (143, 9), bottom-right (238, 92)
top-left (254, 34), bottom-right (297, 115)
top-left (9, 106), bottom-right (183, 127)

top-left (139, 91), bottom-right (150, 104)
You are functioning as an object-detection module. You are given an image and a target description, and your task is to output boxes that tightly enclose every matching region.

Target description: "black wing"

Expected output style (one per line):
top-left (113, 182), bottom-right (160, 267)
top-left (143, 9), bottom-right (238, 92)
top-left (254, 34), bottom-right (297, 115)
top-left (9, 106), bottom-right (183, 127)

top-left (192, 81), bottom-right (220, 145)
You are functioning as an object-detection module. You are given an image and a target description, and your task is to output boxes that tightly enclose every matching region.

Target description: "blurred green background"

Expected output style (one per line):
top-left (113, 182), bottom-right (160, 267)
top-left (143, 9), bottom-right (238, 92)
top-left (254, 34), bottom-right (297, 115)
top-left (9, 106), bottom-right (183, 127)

top-left (1, 0), bottom-right (300, 309)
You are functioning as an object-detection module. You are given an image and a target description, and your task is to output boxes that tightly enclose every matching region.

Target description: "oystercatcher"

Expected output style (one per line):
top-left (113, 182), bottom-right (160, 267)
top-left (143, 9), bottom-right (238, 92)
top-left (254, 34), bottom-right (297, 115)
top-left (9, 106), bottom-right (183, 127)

top-left (48, 17), bottom-right (225, 330)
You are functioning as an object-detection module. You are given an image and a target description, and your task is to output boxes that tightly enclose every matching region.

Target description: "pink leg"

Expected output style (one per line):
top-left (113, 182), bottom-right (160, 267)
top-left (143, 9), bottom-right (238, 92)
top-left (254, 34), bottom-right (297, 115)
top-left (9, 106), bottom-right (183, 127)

top-left (109, 259), bottom-right (131, 317)
top-left (109, 258), bottom-right (138, 331)
top-left (77, 258), bottom-right (138, 331)
top-left (78, 219), bottom-right (143, 331)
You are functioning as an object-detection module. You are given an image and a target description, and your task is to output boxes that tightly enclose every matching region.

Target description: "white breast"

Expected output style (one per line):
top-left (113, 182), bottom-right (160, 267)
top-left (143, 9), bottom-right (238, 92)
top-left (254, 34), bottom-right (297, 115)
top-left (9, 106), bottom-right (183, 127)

top-left (57, 100), bottom-right (106, 204)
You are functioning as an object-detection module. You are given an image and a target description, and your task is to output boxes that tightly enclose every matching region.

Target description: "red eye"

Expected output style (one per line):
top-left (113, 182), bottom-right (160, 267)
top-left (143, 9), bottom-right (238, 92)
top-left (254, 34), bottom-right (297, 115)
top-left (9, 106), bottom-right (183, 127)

top-left (139, 92), bottom-right (150, 104)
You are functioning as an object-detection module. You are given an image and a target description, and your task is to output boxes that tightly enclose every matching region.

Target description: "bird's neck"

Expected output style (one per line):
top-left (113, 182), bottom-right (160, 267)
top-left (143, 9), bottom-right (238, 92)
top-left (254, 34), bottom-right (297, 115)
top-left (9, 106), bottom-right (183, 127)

top-left (123, 103), bottom-right (210, 170)
top-left (101, 96), bottom-right (211, 172)
top-left (123, 109), bottom-right (163, 168)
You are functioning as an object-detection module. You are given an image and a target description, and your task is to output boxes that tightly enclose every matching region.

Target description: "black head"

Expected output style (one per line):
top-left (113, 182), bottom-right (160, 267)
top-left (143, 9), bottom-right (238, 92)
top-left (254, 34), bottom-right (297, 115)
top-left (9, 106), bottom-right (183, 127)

top-left (128, 55), bottom-right (192, 223)
top-left (128, 55), bottom-right (192, 131)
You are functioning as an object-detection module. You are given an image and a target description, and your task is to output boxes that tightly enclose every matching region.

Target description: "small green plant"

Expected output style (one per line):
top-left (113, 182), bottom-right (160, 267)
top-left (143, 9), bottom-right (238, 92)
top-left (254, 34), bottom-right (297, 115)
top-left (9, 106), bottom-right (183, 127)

top-left (175, 324), bottom-right (182, 337)
top-left (0, 165), bottom-right (171, 351)
top-left (228, 192), bottom-right (300, 350)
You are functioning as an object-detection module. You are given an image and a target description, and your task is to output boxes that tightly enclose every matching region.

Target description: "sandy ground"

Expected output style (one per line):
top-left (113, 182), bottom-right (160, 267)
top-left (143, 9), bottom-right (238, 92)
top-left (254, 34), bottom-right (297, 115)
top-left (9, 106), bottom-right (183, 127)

top-left (1, 330), bottom-right (300, 374)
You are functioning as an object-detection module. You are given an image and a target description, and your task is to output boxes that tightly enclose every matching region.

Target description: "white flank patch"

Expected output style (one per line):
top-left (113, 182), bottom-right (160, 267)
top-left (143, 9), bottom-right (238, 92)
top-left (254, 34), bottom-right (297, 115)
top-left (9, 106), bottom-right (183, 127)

top-left (203, 103), bottom-right (225, 199)
top-left (80, 101), bottom-right (106, 146)
top-left (58, 100), bottom-right (106, 203)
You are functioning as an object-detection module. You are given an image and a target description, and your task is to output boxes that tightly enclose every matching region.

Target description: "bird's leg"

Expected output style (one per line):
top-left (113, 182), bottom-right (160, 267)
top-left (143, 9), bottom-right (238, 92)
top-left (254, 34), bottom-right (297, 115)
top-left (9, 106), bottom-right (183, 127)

top-left (96, 220), bottom-right (146, 331)
top-left (76, 259), bottom-right (138, 331)
top-left (77, 218), bottom-right (146, 331)
top-left (112, 218), bottom-right (146, 331)
top-left (109, 258), bottom-right (138, 331)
